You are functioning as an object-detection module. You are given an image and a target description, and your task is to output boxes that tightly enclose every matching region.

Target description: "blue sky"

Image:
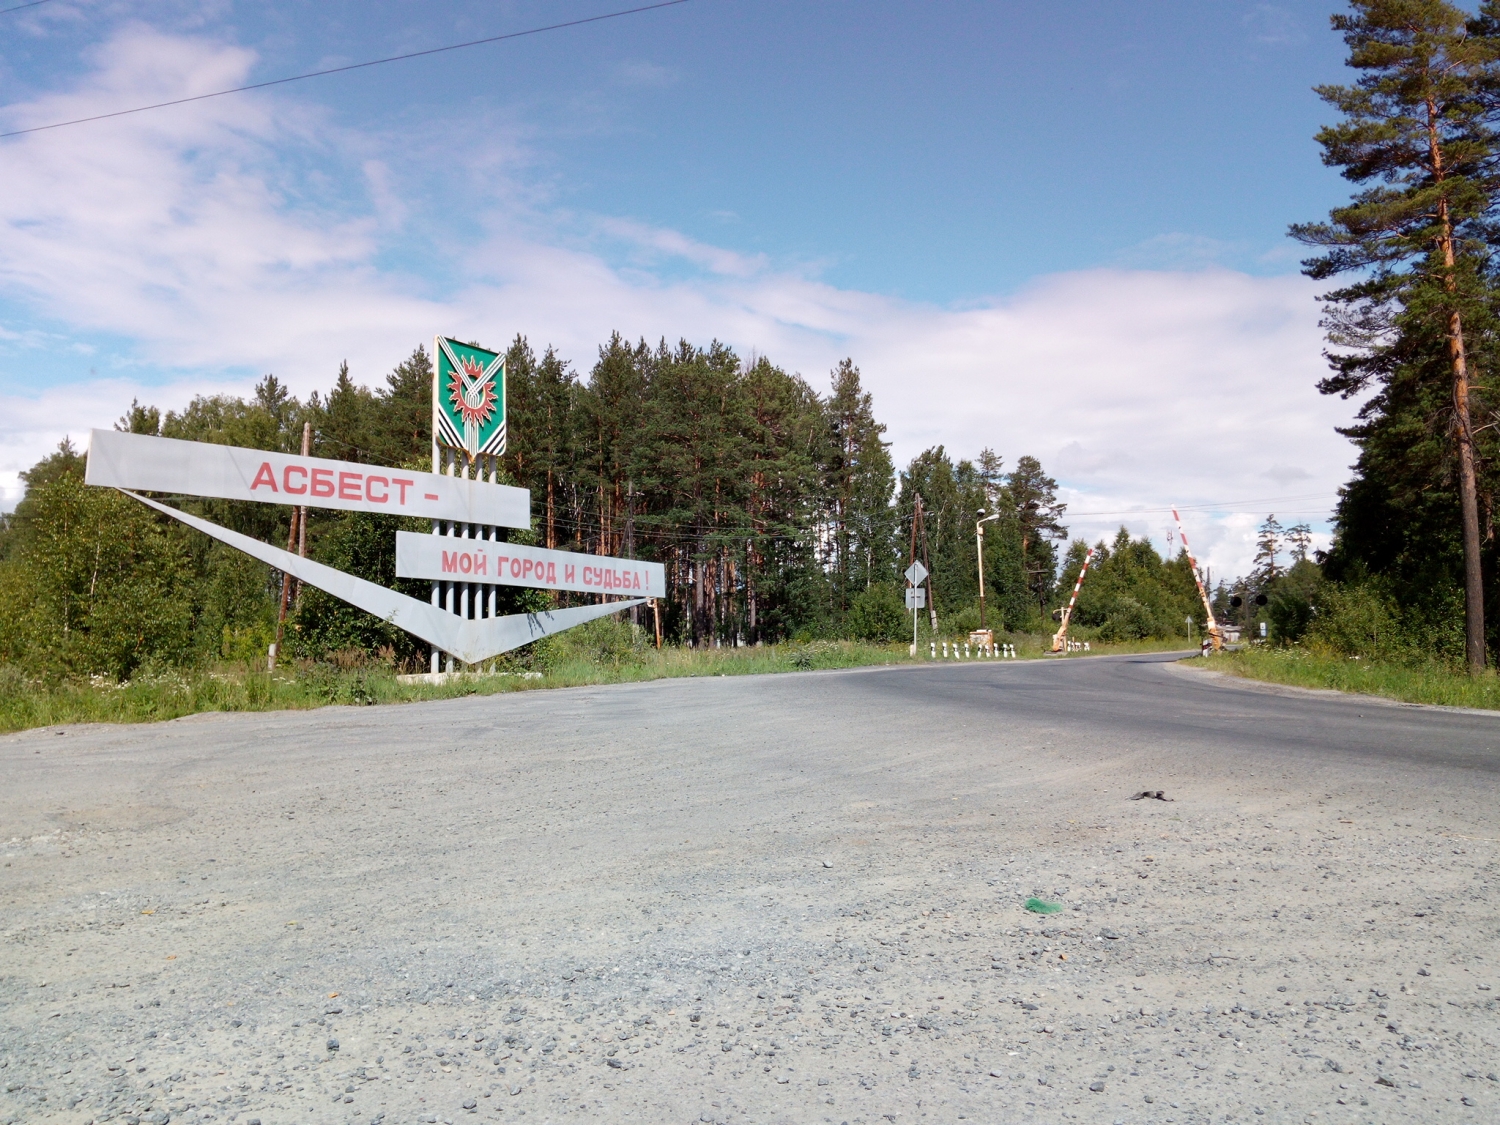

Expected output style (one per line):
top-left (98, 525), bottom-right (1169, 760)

top-left (0, 0), bottom-right (1369, 572)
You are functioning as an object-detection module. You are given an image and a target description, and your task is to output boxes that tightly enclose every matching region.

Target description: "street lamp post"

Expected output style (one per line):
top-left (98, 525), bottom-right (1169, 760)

top-left (975, 510), bottom-right (1001, 632)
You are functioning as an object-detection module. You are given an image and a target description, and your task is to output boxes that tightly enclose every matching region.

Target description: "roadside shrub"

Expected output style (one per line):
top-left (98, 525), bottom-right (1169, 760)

top-left (536, 615), bottom-right (647, 670)
top-left (1267, 585), bottom-right (1315, 645)
top-left (1306, 582), bottom-right (1401, 659)
top-left (944, 605), bottom-right (982, 637)
top-left (846, 583), bottom-right (906, 643)
top-left (1265, 558), bottom-right (1321, 645)
top-left (1098, 597), bottom-right (1153, 642)
top-left (1304, 579), bottom-right (1464, 666)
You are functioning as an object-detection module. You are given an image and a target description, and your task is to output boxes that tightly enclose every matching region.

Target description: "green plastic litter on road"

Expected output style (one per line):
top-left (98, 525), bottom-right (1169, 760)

top-left (1025, 898), bottom-right (1062, 914)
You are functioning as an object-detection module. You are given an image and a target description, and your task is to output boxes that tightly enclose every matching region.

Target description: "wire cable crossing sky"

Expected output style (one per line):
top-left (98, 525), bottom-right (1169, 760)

top-left (0, 0), bottom-right (693, 138)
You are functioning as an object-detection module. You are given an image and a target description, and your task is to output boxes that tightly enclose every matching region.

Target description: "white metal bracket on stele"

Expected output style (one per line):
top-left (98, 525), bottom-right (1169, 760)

top-left (122, 491), bottom-right (643, 665)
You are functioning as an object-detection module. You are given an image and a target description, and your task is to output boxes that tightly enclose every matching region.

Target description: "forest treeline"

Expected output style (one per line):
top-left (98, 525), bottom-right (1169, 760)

top-left (0, 335), bottom-right (1219, 678)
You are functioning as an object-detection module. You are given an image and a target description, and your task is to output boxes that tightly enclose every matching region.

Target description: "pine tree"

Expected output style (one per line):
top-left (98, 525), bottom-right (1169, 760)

top-left (1004, 455), bottom-right (1067, 608)
top-left (741, 357), bottom-right (823, 640)
top-left (368, 345), bottom-right (432, 467)
top-left (504, 337), bottom-right (579, 550)
top-left (580, 334), bottom-right (649, 559)
top-left (320, 361), bottom-right (377, 463)
top-left (1292, 0), bottom-right (1500, 671)
top-left (824, 359), bottom-right (896, 614)
top-left (1286, 522), bottom-right (1313, 563)
top-left (1253, 515), bottom-right (1284, 587)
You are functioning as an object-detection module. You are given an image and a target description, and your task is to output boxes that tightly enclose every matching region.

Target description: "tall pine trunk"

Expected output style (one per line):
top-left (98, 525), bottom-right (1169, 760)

top-left (1429, 97), bottom-right (1486, 672)
top-left (1450, 308), bottom-right (1485, 671)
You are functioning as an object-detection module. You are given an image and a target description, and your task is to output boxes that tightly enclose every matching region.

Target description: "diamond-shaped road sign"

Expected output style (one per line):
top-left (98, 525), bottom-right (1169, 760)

top-left (904, 560), bottom-right (929, 587)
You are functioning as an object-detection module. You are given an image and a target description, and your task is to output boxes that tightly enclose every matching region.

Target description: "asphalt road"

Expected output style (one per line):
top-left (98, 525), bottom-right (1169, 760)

top-left (2, 652), bottom-right (1498, 1125)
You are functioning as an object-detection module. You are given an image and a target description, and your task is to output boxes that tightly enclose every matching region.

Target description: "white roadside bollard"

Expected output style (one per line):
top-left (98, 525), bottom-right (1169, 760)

top-left (930, 641), bottom-right (936, 660)
top-left (942, 642), bottom-right (948, 658)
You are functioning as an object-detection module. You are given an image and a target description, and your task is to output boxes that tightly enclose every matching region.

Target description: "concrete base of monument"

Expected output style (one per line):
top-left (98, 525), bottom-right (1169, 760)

top-left (394, 669), bottom-right (544, 685)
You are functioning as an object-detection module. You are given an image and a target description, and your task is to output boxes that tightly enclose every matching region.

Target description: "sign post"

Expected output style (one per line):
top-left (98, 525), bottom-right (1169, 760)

top-left (904, 559), bottom-right (928, 656)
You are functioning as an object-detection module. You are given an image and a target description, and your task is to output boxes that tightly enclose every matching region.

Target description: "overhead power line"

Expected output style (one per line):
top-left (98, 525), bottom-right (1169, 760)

top-left (0, 0), bottom-right (55, 15)
top-left (1066, 492), bottom-right (1337, 519)
top-left (0, 0), bottom-right (692, 140)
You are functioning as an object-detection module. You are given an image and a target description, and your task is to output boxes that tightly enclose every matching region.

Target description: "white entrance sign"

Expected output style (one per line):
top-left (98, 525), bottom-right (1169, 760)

top-left (86, 429), bottom-right (529, 529)
top-left (904, 560), bottom-right (929, 587)
top-left (125, 492), bottom-right (642, 664)
top-left (395, 532), bottom-right (664, 596)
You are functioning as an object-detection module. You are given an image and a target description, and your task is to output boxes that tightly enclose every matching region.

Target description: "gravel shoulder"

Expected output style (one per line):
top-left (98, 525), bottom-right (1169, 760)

top-left (2, 655), bottom-right (1497, 1125)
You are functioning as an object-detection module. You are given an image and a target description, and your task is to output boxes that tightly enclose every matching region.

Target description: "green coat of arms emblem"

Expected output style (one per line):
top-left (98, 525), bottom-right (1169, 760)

top-left (434, 336), bottom-right (506, 459)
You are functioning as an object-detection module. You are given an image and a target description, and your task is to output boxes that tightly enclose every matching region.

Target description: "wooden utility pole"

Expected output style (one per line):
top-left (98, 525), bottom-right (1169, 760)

top-left (269, 421), bottom-right (312, 671)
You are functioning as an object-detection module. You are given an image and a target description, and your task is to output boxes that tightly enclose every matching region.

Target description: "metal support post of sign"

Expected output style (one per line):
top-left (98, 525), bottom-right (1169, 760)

top-left (904, 559), bottom-right (928, 659)
top-left (430, 442), bottom-right (511, 673)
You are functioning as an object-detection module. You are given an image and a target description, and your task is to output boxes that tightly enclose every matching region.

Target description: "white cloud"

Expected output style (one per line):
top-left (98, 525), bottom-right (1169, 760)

top-left (1243, 4), bottom-right (1307, 47)
top-left (613, 60), bottom-right (677, 89)
top-left (0, 30), bottom-right (1360, 578)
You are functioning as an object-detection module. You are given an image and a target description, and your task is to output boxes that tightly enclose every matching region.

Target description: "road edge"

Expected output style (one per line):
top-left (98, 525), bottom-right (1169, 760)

top-left (1167, 654), bottom-right (1500, 719)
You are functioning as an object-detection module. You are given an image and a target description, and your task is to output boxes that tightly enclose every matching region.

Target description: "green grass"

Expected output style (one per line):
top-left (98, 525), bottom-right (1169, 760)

top-left (1213, 645), bottom-right (1500, 710)
top-left (0, 641), bottom-right (908, 733)
top-left (0, 631), bottom-right (1196, 734)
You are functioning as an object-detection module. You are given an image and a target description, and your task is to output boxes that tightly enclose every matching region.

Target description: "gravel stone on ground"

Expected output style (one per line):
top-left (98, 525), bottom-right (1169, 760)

top-left (1, 653), bottom-right (1497, 1123)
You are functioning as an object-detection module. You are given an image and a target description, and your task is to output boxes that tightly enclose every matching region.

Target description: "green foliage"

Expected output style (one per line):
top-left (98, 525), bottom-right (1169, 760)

top-left (846, 582), bottom-right (906, 642)
top-left (982, 515), bottom-right (1038, 631)
top-left (1266, 558), bottom-right (1322, 644)
top-left (827, 360), bottom-right (900, 607)
top-left (1060, 528), bottom-right (1203, 641)
top-left (535, 616), bottom-right (649, 671)
top-left (1221, 645), bottom-right (1500, 711)
top-left (291, 510), bottom-right (420, 660)
top-left (1293, 1), bottom-right (1500, 665)
top-left (1098, 597), bottom-right (1154, 642)
top-left (3, 335), bottom-right (1073, 682)
top-left (1302, 577), bottom-right (1465, 666)
top-left (0, 455), bottom-right (196, 679)
top-left (943, 606), bottom-right (982, 636)
top-left (896, 447), bottom-right (1064, 625)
